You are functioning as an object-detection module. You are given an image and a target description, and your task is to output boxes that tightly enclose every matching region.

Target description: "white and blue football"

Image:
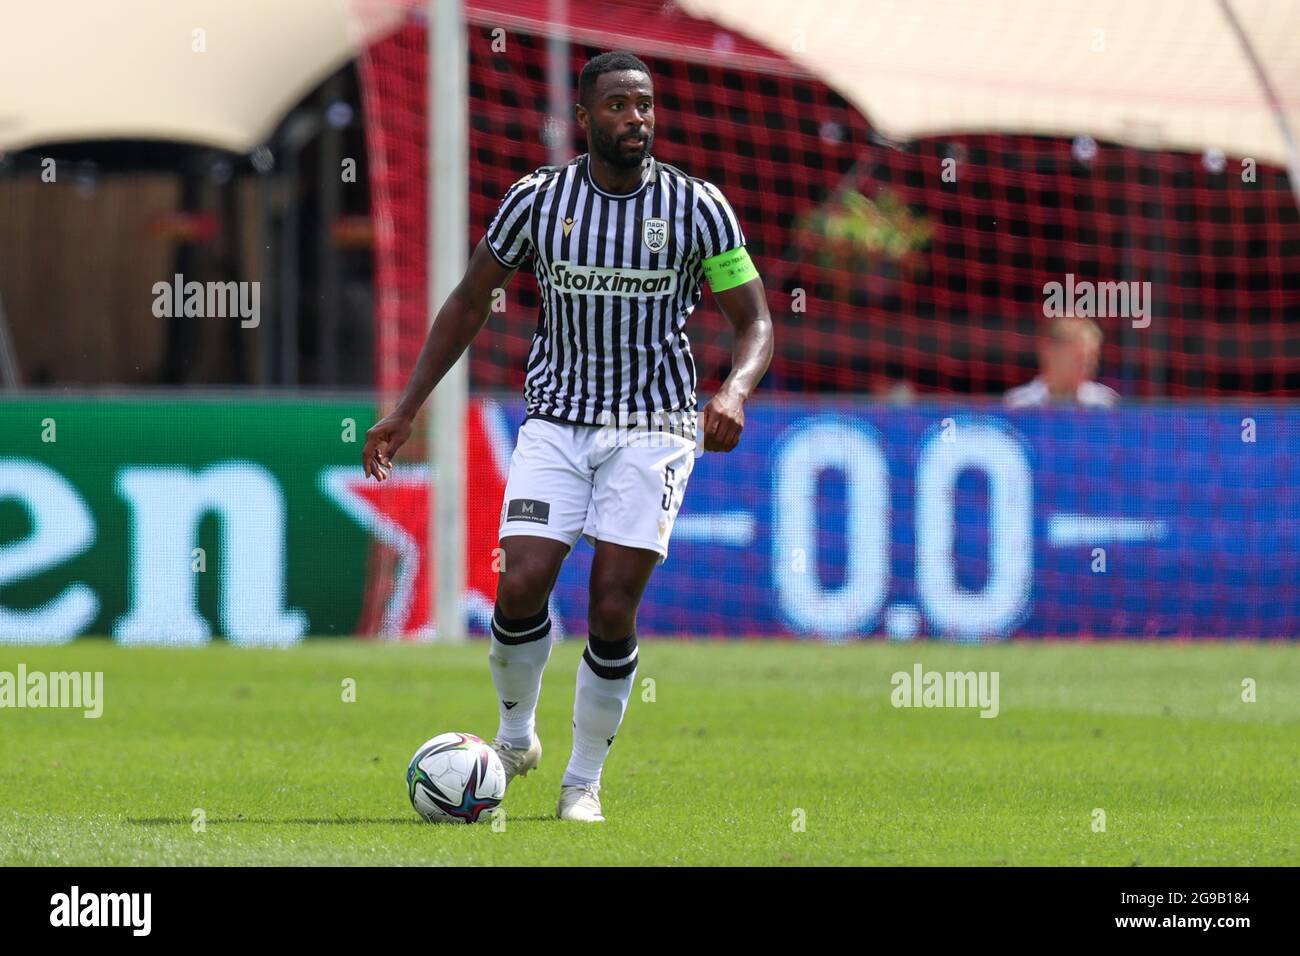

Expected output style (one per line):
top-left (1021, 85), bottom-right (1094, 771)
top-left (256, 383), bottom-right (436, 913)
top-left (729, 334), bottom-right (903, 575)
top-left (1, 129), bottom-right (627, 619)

top-left (406, 732), bottom-right (506, 824)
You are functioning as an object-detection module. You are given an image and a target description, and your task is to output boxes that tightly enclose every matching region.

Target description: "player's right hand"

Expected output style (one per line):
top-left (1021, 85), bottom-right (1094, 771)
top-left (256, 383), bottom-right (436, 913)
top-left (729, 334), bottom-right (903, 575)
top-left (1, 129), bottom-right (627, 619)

top-left (362, 411), bottom-right (413, 481)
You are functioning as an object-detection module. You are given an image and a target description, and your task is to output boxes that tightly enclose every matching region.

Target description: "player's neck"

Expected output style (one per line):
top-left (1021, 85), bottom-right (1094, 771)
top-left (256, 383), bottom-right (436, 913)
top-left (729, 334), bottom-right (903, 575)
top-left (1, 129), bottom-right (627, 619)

top-left (586, 153), bottom-right (649, 195)
top-left (1045, 376), bottom-right (1082, 399)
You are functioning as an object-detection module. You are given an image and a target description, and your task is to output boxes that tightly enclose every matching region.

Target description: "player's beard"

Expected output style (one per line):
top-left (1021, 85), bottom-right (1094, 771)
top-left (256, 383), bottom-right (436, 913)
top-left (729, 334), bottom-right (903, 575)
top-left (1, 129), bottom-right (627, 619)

top-left (592, 124), bottom-right (653, 169)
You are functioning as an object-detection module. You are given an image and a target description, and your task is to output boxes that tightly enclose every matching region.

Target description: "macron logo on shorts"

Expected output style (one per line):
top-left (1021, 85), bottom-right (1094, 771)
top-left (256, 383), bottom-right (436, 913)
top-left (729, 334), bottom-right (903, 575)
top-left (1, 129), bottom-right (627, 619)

top-left (507, 499), bottom-right (550, 525)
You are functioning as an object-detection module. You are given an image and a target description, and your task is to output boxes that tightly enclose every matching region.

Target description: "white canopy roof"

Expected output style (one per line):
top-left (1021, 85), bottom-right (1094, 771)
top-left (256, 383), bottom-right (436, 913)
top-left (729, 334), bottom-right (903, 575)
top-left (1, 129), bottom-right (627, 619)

top-left (679, 0), bottom-right (1300, 167)
top-left (0, 0), bottom-right (402, 153)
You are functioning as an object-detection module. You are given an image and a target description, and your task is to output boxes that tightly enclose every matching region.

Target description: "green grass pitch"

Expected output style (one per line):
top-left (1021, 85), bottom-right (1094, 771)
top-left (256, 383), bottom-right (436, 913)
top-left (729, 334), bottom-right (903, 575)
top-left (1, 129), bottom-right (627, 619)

top-left (1, 640), bottom-right (1296, 866)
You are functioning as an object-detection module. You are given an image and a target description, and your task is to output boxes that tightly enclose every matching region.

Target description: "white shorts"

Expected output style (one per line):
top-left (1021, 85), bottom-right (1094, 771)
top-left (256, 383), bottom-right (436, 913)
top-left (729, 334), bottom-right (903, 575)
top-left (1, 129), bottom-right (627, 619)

top-left (498, 416), bottom-right (697, 563)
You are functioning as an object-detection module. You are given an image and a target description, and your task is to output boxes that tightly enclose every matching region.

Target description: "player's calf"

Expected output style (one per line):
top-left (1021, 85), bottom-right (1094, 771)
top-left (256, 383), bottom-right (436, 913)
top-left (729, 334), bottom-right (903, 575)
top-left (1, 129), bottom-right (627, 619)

top-left (558, 631), bottom-right (638, 821)
top-left (487, 604), bottom-right (553, 765)
top-left (488, 539), bottom-right (567, 780)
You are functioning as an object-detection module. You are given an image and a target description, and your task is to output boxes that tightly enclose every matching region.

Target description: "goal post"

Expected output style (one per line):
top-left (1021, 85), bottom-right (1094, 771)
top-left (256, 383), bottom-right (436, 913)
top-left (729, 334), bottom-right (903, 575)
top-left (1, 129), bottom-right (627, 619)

top-left (429, 0), bottom-right (468, 643)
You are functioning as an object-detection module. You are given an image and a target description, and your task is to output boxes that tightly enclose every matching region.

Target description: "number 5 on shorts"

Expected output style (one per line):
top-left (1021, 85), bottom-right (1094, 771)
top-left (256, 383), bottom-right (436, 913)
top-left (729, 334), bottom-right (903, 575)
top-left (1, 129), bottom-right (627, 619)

top-left (661, 465), bottom-right (676, 511)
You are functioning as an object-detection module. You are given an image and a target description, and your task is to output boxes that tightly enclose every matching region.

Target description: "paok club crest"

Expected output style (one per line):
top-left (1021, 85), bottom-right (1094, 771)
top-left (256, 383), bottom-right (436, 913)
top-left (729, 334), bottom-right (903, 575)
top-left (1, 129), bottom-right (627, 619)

top-left (642, 217), bottom-right (668, 253)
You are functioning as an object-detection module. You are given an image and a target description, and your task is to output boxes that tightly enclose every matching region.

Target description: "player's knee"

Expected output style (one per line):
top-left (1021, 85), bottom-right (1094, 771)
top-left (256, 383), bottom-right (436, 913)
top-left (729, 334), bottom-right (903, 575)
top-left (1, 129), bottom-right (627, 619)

top-left (495, 560), bottom-right (552, 620)
top-left (588, 592), bottom-right (636, 639)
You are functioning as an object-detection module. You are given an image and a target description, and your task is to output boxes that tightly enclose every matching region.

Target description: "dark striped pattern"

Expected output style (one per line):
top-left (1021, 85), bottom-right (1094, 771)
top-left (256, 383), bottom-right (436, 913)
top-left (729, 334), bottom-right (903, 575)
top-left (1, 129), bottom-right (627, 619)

top-left (485, 154), bottom-right (745, 430)
top-left (490, 605), bottom-right (551, 646)
top-left (581, 633), bottom-right (639, 680)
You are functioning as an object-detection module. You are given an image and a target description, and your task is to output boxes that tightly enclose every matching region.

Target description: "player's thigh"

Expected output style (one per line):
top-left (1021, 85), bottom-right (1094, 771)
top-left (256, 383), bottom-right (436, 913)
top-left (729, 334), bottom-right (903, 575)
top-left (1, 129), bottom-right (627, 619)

top-left (585, 431), bottom-right (696, 561)
top-left (499, 418), bottom-right (593, 550)
top-left (496, 419), bottom-right (593, 613)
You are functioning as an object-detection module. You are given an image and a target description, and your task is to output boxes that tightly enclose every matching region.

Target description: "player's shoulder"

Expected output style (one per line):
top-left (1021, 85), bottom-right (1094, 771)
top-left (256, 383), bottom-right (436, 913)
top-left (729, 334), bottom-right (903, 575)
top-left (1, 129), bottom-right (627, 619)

top-left (506, 160), bottom-right (575, 196)
top-left (1079, 380), bottom-right (1120, 407)
top-left (654, 161), bottom-right (730, 205)
top-left (1004, 378), bottom-right (1046, 408)
top-left (651, 159), bottom-right (694, 186)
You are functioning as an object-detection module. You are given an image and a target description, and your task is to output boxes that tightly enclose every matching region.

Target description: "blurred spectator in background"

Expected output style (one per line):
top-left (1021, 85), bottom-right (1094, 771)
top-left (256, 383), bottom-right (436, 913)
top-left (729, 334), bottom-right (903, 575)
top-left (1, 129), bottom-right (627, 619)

top-left (872, 376), bottom-right (917, 405)
top-left (1005, 316), bottom-right (1118, 408)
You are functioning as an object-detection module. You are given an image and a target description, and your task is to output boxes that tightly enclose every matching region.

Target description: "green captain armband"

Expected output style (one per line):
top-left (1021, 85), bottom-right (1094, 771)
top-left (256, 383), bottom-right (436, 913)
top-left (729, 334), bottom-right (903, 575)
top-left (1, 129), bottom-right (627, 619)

top-left (701, 246), bottom-right (759, 292)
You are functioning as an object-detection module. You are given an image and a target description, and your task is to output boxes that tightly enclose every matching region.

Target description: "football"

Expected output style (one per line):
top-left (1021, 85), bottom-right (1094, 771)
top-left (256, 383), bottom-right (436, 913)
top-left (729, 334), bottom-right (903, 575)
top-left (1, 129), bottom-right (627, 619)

top-left (405, 732), bottom-right (506, 824)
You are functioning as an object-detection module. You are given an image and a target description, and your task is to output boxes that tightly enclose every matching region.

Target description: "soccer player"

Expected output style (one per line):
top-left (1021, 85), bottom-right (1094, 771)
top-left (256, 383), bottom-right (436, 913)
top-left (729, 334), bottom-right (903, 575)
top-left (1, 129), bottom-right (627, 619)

top-left (1004, 316), bottom-right (1119, 408)
top-left (362, 51), bottom-right (773, 822)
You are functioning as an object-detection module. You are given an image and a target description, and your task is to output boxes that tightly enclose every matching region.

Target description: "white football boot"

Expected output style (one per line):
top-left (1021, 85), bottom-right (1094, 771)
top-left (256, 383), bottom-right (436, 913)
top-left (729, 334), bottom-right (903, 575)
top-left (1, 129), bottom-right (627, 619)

top-left (490, 734), bottom-right (541, 786)
top-left (556, 783), bottom-right (605, 822)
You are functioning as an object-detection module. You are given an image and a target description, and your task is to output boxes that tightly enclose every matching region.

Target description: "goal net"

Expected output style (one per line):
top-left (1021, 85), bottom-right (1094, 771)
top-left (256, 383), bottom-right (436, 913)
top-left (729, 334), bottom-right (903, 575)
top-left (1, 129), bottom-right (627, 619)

top-left (347, 0), bottom-right (1300, 640)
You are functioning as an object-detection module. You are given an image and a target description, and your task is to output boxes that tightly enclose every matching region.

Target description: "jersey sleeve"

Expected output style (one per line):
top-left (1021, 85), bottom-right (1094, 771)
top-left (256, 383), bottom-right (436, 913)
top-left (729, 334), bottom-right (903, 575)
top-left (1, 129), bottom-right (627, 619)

top-left (692, 180), bottom-right (747, 261)
top-left (484, 171), bottom-right (539, 268)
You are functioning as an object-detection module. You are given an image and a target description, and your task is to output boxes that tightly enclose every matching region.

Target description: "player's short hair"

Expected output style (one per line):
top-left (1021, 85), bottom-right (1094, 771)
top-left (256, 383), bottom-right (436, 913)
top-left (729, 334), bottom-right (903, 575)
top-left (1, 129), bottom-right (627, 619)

top-left (1044, 316), bottom-right (1103, 348)
top-left (578, 51), bottom-right (652, 107)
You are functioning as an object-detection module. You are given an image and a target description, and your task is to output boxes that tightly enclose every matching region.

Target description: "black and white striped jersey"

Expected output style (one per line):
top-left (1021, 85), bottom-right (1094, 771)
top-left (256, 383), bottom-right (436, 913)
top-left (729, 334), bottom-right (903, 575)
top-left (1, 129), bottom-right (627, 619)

top-left (484, 153), bottom-right (747, 431)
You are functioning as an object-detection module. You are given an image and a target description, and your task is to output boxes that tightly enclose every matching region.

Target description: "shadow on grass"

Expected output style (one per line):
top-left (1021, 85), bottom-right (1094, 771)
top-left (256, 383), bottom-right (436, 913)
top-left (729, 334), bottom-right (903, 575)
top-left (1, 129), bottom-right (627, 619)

top-left (127, 816), bottom-right (558, 826)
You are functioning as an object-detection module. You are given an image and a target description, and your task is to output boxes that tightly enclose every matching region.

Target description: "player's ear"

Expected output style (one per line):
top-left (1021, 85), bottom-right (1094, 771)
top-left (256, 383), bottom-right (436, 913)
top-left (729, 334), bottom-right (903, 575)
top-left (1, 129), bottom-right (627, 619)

top-left (574, 102), bottom-right (588, 130)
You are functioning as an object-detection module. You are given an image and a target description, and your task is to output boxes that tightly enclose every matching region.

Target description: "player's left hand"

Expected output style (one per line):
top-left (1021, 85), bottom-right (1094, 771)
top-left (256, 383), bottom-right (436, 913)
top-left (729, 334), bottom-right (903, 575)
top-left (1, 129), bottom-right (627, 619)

top-left (700, 387), bottom-right (745, 452)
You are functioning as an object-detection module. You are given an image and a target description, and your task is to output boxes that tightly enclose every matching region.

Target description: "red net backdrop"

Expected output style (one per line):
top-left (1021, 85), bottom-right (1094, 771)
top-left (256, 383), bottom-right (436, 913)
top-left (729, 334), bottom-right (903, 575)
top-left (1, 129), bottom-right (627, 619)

top-left (346, 0), bottom-right (1300, 641)
top-left (355, 0), bottom-right (1300, 403)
